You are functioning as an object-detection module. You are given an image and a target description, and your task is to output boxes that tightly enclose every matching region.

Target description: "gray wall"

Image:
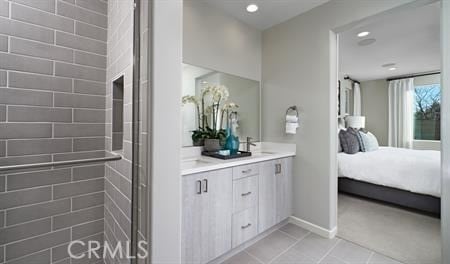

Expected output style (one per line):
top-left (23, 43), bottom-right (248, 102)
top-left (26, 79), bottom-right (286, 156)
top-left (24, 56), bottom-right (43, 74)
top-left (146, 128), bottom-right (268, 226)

top-left (0, 0), bottom-right (108, 263)
top-left (360, 79), bottom-right (389, 146)
top-left (183, 0), bottom-right (262, 81)
top-left (261, 0), bottom-right (414, 231)
top-left (104, 0), bottom-right (134, 263)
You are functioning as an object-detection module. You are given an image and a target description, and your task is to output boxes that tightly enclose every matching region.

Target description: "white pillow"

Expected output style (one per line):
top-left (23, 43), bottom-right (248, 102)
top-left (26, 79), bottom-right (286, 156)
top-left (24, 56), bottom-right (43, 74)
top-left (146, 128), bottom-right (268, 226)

top-left (359, 131), bottom-right (379, 152)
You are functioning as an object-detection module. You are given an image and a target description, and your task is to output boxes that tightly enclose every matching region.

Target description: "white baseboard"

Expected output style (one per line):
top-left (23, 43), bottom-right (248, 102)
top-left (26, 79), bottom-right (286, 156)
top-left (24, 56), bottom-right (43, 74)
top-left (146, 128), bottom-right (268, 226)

top-left (289, 216), bottom-right (337, 239)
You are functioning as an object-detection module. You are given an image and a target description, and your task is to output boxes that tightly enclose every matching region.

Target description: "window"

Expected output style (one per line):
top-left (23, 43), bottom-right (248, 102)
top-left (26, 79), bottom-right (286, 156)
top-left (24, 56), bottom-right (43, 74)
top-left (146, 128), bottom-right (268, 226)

top-left (414, 84), bottom-right (441, 140)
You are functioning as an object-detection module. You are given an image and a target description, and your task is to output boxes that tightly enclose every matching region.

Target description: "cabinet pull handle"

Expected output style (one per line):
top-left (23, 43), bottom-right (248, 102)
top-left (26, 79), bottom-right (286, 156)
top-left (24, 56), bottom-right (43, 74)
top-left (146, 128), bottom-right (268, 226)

top-left (196, 180), bottom-right (202, 194)
top-left (242, 169), bottom-right (252, 174)
top-left (241, 191), bottom-right (252, 197)
top-left (275, 164), bottom-right (282, 174)
top-left (241, 223), bottom-right (252, 229)
top-left (202, 179), bottom-right (208, 193)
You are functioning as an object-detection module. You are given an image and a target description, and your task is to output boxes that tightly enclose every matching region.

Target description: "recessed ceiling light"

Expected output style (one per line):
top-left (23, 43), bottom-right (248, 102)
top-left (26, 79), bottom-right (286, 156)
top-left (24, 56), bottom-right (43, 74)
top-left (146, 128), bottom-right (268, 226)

top-left (382, 63), bottom-right (396, 68)
top-left (357, 31), bottom-right (370, 37)
top-left (389, 67), bottom-right (397, 71)
top-left (246, 4), bottom-right (258, 13)
top-left (358, 38), bottom-right (376, 46)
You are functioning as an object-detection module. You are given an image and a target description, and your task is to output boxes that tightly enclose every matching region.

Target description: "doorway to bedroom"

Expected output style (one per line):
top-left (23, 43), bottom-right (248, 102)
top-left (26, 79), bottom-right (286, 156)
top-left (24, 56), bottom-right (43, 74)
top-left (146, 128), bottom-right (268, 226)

top-left (336, 2), bottom-right (441, 263)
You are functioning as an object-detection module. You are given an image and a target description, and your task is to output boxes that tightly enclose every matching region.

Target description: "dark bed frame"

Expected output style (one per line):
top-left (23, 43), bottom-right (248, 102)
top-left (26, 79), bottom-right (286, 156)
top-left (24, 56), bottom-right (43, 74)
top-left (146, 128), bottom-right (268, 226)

top-left (338, 177), bottom-right (441, 216)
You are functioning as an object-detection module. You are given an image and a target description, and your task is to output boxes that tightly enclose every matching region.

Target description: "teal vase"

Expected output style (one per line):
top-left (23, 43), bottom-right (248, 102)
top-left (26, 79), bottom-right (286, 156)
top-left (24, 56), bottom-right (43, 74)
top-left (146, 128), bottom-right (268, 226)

top-left (225, 127), bottom-right (239, 155)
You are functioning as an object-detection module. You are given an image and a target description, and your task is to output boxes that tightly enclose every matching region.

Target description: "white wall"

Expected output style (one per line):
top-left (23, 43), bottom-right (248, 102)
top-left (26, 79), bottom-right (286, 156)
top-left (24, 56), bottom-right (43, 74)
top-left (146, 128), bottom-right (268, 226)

top-left (183, 0), bottom-right (262, 81)
top-left (262, 0), bottom-right (415, 232)
top-left (151, 0), bottom-right (182, 262)
top-left (415, 73), bottom-right (441, 85)
top-left (441, 1), bottom-right (450, 263)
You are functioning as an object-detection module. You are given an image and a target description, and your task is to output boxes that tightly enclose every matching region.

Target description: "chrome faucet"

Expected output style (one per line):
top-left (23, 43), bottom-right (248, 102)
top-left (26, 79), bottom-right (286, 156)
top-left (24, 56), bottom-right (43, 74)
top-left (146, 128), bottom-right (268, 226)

top-left (244, 137), bottom-right (256, 152)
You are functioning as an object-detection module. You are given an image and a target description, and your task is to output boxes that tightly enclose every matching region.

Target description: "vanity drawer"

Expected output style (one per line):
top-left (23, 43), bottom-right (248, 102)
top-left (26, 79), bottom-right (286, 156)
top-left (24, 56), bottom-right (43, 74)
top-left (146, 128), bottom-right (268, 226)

top-left (233, 164), bottom-right (259, 180)
top-left (233, 175), bottom-right (258, 213)
top-left (232, 207), bottom-right (258, 248)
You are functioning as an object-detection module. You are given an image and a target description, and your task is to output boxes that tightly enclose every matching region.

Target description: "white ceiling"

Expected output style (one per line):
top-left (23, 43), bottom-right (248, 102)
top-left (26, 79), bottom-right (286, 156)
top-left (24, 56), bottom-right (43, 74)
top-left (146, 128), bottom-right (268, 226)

top-left (204, 0), bottom-right (329, 30)
top-left (339, 2), bottom-right (440, 82)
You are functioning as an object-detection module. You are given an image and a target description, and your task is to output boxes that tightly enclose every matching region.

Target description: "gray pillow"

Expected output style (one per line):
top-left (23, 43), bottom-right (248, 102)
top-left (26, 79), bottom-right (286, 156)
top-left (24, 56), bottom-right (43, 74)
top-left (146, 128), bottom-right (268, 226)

top-left (339, 128), bottom-right (360, 154)
top-left (338, 129), bottom-right (343, 152)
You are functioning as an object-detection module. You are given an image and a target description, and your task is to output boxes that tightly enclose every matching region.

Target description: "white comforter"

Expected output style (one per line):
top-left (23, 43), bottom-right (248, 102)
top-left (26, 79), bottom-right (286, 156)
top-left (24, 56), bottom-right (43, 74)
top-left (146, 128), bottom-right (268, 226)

top-left (338, 147), bottom-right (441, 197)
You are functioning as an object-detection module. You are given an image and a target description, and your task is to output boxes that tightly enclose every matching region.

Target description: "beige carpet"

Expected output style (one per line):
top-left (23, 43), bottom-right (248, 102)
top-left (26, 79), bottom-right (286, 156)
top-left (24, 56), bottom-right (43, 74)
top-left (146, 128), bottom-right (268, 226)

top-left (338, 194), bottom-right (441, 264)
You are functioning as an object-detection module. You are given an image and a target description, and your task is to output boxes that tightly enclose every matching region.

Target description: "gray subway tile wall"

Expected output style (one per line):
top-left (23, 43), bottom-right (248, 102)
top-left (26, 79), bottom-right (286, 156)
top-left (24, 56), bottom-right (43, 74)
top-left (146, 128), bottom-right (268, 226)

top-left (104, 0), bottom-right (135, 263)
top-left (8, 71), bottom-right (73, 92)
top-left (6, 168), bottom-right (72, 191)
top-left (0, 35), bottom-right (7, 52)
top-left (7, 106), bottom-right (73, 123)
top-left (10, 0), bottom-right (56, 13)
top-left (0, 106), bottom-right (5, 122)
top-left (11, 3), bottom-right (75, 33)
top-left (72, 192), bottom-right (104, 211)
top-left (0, 0), bottom-right (110, 263)
top-left (6, 249), bottom-right (51, 264)
top-left (6, 199), bottom-right (71, 226)
top-left (10, 37), bottom-right (74, 63)
top-left (75, 21), bottom-right (108, 42)
top-left (0, 16), bottom-right (55, 43)
top-left (0, 154), bottom-right (52, 166)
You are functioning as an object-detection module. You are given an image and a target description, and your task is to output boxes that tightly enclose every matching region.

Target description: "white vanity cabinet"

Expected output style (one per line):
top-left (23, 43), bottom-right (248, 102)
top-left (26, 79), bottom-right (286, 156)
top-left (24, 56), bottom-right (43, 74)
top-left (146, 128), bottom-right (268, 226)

top-left (258, 160), bottom-right (277, 232)
top-left (258, 158), bottom-right (293, 232)
top-left (182, 168), bottom-right (233, 264)
top-left (276, 158), bottom-right (293, 222)
top-left (182, 157), bottom-right (293, 264)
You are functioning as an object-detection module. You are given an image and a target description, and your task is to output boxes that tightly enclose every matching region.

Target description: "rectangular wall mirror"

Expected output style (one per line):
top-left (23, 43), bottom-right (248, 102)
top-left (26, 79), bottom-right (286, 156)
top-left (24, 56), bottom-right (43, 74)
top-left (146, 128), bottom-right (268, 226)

top-left (182, 63), bottom-right (261, 147)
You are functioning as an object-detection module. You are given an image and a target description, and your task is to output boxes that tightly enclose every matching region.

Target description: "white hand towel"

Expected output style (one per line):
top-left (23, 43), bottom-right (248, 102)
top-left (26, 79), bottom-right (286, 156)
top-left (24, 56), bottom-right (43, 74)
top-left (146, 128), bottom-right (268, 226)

top-left (286, 123), bottom-right (297, 134)
top-left (286, 115), bottom-right (298, 123)
top-left (285, 114), bottom-right (299, 134)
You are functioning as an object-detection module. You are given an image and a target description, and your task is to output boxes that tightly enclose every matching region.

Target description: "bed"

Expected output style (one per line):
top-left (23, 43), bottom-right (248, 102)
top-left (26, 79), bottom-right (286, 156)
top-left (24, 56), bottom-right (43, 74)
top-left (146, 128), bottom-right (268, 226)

top-left (338, 147), bottom-right (441, 215)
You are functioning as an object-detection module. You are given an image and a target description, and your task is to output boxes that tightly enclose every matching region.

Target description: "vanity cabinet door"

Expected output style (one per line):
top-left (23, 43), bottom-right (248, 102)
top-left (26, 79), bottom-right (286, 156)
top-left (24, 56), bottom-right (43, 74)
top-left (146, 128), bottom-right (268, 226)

top-left (182, 172), bottom-right (209, 264)
top-left (276, 158), bottom-right (293, 222)
top-left (258, 160), bottom-right (277, 233)
top-left (205, 168), bottom-right (233, 262)
top-left (182, 169), bottom-right (232, 264)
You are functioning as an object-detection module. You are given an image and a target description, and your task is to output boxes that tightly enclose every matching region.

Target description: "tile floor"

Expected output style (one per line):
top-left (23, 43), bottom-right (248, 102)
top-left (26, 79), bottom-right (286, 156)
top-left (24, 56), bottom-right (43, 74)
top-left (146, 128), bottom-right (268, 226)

top-left (222, 223), bottom-right (402, 264)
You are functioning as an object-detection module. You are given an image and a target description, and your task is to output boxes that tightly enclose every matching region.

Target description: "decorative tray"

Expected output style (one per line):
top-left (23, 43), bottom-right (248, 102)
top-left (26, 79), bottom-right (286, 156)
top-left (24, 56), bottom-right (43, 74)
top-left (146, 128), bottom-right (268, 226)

top-left (202, 150), bottom-right (252, 160)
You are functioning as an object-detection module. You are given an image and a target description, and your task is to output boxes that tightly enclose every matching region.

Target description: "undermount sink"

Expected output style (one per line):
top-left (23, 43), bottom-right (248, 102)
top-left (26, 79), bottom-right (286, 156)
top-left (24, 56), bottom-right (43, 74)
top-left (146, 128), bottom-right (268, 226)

top-left (181, 158), bottom-right (214, 170)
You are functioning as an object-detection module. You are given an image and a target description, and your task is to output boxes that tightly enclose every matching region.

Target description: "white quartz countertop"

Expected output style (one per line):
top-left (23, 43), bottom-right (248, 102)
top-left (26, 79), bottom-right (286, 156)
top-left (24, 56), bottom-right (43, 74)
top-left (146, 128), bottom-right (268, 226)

top-left (181, 142), bottom-right (296, 176)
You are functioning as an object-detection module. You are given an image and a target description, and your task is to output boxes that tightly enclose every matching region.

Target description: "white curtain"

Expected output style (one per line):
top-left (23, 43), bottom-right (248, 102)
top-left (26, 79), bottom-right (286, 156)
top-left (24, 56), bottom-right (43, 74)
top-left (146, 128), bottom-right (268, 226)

top-left (353, 82), bottom-right (361, 116)
top-left (388, 78), bottom-right (414, 148)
